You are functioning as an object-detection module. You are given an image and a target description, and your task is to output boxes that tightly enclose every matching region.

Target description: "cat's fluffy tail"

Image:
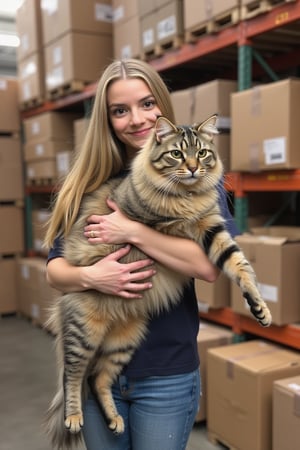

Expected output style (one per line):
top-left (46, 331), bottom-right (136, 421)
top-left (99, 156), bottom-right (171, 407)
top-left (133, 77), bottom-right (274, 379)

top-left (44, 369), bottom-right (83, 450)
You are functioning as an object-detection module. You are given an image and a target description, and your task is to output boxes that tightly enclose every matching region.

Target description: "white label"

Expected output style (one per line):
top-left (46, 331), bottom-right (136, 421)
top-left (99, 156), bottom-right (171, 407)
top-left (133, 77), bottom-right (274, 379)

top-left (31, 121), bottom-right (40, 135)
top-left (95, 3), bottom-right (113, 22)
top-left (21, 61), bottom-right (36, 78)
top-left (35, 144), bottom-right (45, 157)
top-left (21, 34), bottom-right (29, 52)
top-left (258, 282), bottom-right (278, 303)
top-left (288, 383), bottom-right (300, 392)
top-left (113, 6), bottom-right (124, 22)
top-left (263, 137), bottom-right (286, 165)
top-left (57, 152), bottom-right (70, 174)
top-left (121, 45), bottom-right (132, 59)
top-left (21, 265), bottom-right (30, 279)
top-left (157, 16), bottom-right (176, 40)
top-left (0, 79), bottom-right (7, 90)
top-left (22, 82), bottom-right (31, 101)
top-left (41, 0), bottom-right (58, 15)
top-left (52, 46), bottom-right (62, 65)
top-left (46, 67), bottom-right (64, 89)
top-left (143, 29), bottom-right (154, 48)
top-left (31, 303), bottom-right (40, 319)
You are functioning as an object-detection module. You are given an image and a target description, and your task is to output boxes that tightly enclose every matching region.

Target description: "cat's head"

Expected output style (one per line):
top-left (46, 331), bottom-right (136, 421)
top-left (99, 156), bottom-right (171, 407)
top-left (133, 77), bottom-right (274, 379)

top-left (136, 114), bottom-right (223, 194)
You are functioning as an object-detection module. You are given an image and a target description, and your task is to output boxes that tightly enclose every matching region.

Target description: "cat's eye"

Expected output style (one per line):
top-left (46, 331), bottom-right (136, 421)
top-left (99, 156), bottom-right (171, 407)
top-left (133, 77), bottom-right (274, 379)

top-left (198, 149), bottom-right (208, 158)
top-left (171, 150), bottom-right (183, 159)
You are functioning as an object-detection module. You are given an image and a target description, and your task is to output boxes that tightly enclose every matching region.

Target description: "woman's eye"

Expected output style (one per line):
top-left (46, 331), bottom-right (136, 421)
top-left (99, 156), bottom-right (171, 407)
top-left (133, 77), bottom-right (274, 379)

top-left (198, 149), bottom-right (207, 158)
top-left (171, 150), bottom-right (183, 159)
top-left (111, 107), bottom-right (127, 117)
top-left (144, 100), bottom-right (155, 109)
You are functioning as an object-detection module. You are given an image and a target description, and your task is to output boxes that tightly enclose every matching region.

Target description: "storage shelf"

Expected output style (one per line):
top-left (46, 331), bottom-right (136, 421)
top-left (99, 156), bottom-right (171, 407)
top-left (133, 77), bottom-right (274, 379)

top-left (199, 308), bottom-right (300, 350)
top-left (21, 0), bottom-right (300, 350)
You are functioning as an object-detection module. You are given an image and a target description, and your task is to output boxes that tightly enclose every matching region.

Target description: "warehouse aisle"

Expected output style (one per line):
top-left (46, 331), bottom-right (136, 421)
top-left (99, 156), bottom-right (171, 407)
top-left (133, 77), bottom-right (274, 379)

top-left (0, 316), bottom-right (225, 450)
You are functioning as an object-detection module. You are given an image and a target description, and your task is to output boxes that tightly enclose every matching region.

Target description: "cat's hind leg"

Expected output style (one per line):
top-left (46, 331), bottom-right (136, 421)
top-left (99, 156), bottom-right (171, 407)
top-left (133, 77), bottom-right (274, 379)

top-left (91, 316), bottom-right (148, 434)
top-left (62, 300), bottom-right (111, 434)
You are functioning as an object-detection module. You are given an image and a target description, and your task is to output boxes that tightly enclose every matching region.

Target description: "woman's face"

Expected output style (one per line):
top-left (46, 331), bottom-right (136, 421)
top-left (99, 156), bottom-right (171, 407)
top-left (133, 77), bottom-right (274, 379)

top-left (107, 78), bottom-right (162, 158)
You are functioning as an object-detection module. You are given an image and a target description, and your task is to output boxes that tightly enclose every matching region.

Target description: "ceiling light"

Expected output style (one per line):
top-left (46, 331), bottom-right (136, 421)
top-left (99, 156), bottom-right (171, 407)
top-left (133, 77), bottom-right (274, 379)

top-left (0, 34), bottom-right (20, 47)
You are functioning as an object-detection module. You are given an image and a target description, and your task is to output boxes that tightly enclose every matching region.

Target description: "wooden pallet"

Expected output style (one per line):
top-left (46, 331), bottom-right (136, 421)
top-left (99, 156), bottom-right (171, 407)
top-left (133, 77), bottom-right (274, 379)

top-left (0, 199), bottom-right (24, 207)
top-left (154, 36), bottom-right (184, 57)
top-left (208, 430), bottom-right (237, 449)
top-left (46, 80), bottom-right (90, 101)
top-left (241, 0), bottom-right (296, 21)
top-left (185, 7), bottom-right (240, 43)
top-left (0, 130), bottom-right (20, 139)
top-left (20, 96), bottom-right (44, 112)
top-left (27, 177), bottom-right (57, 188)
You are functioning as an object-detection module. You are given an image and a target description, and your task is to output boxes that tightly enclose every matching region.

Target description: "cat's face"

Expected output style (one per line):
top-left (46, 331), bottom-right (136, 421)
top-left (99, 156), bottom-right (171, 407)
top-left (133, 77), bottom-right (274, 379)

top-left (146, 115), bottom-right (223, 192)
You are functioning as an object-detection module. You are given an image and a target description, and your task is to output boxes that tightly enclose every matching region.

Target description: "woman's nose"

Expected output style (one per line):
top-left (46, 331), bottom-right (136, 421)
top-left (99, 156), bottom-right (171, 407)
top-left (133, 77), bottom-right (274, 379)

top-left (130, 109), bottom-right (145, 125)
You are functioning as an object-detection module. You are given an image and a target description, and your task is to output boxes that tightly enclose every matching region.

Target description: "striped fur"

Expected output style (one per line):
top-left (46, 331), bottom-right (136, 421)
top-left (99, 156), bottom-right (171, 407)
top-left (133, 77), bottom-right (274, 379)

top-left (45, 115), bottom-right (271, 449)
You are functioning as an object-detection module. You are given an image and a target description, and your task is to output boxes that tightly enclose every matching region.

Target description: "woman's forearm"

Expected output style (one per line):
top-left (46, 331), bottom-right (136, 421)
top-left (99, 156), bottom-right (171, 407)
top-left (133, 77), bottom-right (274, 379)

top-left (46, 258), bottom-right (90, 292)
top-left (127, 222), bottom-right (219, 281)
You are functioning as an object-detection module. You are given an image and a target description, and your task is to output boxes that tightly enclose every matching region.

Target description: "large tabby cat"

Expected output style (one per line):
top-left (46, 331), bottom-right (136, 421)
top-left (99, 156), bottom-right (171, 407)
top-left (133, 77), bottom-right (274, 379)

top-left (45, 115), bottom-right (272, 449)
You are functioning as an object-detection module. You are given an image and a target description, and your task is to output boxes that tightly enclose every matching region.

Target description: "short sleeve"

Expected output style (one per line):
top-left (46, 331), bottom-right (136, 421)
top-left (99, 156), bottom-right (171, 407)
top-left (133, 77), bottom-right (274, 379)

top-left (217, 180), bottom-right (240, 238)
top-left (47, 235), bottom-right (64, 263)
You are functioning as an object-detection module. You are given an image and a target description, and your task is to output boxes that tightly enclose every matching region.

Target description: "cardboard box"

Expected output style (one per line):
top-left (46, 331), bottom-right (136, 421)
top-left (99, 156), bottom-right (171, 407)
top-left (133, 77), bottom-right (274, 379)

top-left (273, 375), bottom-right (300, 450)
top-left (171, 87), bottom-right (195, 125)
top-left (193, 79), bottom-right (237, 128)
top-left (0, 78), bottom-right (20, 132)
top-left (231, 79), bottom-right (300, 171)
top-left (24, 139), bottom-right (73, 162)
top-left (195, 322), bottom-right (233, 422)
top-left (56, 151), bottom-right (74, 178)
top-left (0, 137), bottom-right (24, 201)
top-left (0, 258), bottom-right (18, 314)
top-left (44, 32), bottom-right (113, 91)
top-left (32, 209), bottom-right (51, 255)
top-left (138, 0), bottom-right (157, 17)
top-left (231, 227), bottom-right (300, 325)
top-left (0, 206), bottom-right (24, 255)
top-left (113, 0), bottom-right (139, 23)
top-left (16, 257), bottom-right (61, 325)
top-left (195, 273), bottom-right (230, 309)
top-left (140, 11), bottom-right (156, 54)
top-left (16, 0), bottom-right (43, 61)
top-left (184, 0), bottom-right (239, 31)
top-left (17, 52), bottom-right (45, 105)
top-left (113, 15), bottom-right (141, 59)
top-left (156, 0), bottom-right (184, 47)
top-left (23, 111), bottom-right (78, 143)
top-left (41, 0), bottom-right (113, 45)
top-left (26, 159), bottom-right (57, 182)
top-left (207, 340), bottom-right (300, 450)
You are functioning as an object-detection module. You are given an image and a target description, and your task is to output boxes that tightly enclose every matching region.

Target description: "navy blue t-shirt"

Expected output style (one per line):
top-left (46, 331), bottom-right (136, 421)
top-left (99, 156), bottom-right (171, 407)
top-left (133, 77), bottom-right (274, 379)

top-left (47, 183), bottom-right (239, 378)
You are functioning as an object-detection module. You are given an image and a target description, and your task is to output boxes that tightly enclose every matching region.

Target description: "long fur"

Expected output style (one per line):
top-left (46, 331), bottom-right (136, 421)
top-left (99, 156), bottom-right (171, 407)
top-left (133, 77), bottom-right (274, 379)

top-left (45, 115), bottom-right (272, 449)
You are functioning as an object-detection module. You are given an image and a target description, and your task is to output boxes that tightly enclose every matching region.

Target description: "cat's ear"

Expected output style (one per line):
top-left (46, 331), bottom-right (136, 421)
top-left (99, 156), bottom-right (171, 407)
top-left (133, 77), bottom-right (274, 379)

top-left (197, 114), bottom-right (219, 141)
top-left (154, 117), bottom-right (178, 143)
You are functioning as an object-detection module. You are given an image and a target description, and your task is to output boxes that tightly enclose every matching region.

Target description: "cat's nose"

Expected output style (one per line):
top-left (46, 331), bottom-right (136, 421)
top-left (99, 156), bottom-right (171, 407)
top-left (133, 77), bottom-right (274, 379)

top-left (189, 166), bottom-right (197, 174)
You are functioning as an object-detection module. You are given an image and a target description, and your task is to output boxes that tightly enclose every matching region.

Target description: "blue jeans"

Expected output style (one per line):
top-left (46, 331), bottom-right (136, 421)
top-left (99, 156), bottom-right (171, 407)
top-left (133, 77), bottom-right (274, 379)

top-left (82, 369), bottom-right (201, 450)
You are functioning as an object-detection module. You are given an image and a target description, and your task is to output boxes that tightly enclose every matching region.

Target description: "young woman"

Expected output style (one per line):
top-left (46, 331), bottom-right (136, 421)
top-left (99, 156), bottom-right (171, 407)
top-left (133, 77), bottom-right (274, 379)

top-left (45, 59), bottom-right (238, 450)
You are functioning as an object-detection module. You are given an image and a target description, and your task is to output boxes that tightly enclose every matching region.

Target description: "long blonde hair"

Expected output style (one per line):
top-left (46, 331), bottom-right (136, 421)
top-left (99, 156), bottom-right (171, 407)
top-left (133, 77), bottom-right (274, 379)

top-left (44, 59), bottom-right (175, 248)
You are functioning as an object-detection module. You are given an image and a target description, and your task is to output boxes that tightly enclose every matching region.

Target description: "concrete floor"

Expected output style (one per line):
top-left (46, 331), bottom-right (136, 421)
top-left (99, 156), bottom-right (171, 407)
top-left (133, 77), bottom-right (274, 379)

top-left (0, 315), bottom-right (226, 450)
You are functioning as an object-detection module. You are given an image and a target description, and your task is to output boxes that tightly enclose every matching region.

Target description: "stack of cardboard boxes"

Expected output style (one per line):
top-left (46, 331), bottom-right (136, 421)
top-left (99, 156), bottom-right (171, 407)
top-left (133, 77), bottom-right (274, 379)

top-left (0, 79), bottom-right (24, 315)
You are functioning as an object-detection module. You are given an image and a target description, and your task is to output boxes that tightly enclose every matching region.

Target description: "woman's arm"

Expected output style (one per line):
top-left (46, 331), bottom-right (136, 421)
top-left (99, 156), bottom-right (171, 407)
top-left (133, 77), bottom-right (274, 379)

top-left (84, 199), bottom-right (219, 282)
top-left (47, 245), bottom-right (156, 299)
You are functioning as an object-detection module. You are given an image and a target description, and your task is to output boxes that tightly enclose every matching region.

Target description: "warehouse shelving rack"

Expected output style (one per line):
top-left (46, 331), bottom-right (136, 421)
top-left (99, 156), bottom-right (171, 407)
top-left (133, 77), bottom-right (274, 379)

top-left (22, 0), bottom-right (300, 350)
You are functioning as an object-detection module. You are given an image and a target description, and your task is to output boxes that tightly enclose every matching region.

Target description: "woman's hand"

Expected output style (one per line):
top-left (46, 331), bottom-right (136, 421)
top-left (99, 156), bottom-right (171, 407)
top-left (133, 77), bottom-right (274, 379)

top-left (47, 245), bottom-right (156, 299)
top-left (84, 198), bottom-right (134, 244)
top-left (81, 245), bottom-right (155, 298)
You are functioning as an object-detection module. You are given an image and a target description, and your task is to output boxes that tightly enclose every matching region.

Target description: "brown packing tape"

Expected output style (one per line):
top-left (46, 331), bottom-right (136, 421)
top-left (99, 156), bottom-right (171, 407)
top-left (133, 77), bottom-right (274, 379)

top-left (294, 392), bottom-right (300, 417)
top-left (226, 347), bottom-right (279, 380)
top-left (251, 86), bottom-right (261, 116)
top-left (249, 142), bottom-right (260, 172)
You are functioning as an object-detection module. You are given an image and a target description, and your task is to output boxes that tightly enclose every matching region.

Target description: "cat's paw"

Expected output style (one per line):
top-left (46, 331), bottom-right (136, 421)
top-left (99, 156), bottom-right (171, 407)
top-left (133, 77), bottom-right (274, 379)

top-left (243, 293), bottom-right (272, 327)
top-left (65, 414), bottom-right (84, 434)
top-left (108, 415), bottom-right (125, 435)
